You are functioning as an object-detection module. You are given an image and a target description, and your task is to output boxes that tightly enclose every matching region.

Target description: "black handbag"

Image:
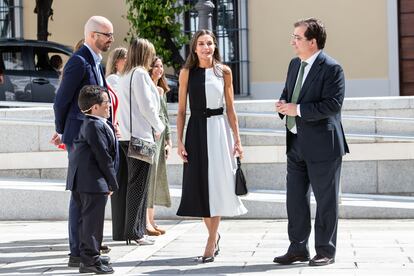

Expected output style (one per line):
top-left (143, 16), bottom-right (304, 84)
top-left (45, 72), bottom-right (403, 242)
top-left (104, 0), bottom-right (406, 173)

top-left (127, 68), bottom-right (156, 164)
top-left (235, 157), bottom-right (248, 196)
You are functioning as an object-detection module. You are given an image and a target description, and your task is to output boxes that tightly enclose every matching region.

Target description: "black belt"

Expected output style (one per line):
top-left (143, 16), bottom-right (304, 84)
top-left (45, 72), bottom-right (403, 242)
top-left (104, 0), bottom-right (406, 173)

top-left (191, 107), bottom-right (224, 118)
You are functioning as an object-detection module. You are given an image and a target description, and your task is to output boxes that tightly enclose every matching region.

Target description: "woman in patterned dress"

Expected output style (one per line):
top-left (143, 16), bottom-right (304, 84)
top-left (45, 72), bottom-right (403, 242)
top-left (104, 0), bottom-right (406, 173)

top-left (146, 57), bottom-right (172, 236)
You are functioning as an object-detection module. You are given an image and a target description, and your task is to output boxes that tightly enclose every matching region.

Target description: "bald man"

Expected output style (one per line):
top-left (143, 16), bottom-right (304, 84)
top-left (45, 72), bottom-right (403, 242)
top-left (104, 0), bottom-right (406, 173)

top-left (52, 16), bottom-right (114, 272)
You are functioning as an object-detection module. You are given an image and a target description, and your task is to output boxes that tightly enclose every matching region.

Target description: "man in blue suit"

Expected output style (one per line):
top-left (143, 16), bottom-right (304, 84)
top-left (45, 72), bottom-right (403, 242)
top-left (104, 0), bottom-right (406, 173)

top-left (67, 85), bottom-right (118, 274)
top-left (274, 18), bottom-right (349, 266)
top-left (51, 15), bottom-right (114, 267)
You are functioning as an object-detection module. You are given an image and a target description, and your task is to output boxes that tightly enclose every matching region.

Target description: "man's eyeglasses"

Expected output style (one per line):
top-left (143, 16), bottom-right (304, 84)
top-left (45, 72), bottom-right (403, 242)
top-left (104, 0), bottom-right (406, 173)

top-left (94, 31), bottom-right (114, 39)
top-left (291, 34), bottom-right (307, 41)
top-left (100, 100), bottom-right (111, 105)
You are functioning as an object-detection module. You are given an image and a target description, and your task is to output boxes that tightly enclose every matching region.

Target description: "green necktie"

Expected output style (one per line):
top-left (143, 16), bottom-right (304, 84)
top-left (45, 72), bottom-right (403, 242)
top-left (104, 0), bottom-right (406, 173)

top-left (287, 61), bottom-right (308, 130)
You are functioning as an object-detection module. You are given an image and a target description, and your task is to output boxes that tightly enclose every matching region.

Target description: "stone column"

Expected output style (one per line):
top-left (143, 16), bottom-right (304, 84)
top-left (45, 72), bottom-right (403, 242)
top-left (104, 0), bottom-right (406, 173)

top-left (195, 0), bottom-right (215, 30)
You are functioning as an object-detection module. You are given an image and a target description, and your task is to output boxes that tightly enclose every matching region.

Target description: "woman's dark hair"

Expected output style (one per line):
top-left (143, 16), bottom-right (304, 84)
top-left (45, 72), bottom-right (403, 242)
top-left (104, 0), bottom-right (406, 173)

top-left (149, 56), bottom-right (170, 93)
top-left (294, 18), bottom-right (327, 49)
top-left (78, 85), bottom-right (107, 114)
top-left (184, 29), bottom-right (223, 77)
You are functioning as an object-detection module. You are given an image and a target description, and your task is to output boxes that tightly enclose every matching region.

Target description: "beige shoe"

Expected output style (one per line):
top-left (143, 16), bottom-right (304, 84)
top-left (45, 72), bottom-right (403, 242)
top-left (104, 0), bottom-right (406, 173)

top-left (154, 225), bottom-right (166, 235)
top-left (146, 227), bottom-right (161, 236)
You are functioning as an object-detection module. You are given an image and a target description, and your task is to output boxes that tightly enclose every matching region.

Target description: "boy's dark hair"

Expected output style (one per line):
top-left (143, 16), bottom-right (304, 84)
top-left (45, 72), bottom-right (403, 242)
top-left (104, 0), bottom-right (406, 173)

top-left (294, 18), bottom-right (327, 49)
top-left (78, 85), bottom-right (107, 114)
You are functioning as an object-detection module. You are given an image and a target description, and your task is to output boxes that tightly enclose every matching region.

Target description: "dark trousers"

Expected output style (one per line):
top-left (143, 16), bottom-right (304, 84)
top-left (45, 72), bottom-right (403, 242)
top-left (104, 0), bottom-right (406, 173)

top-left (67, 144), bottom-right (105, 257)
top-left (66, 143), bottom-right (81, 257)
top-left (72, 191), bottom-right (108, 265)
top-left (123, 144), bottom-right (151, 240)
top-left (110, 141), bottom-right (129, 240)
top-left (68, 194), bottom-right (81, 256)
top-left (286, 134), bottom-right (342, 258)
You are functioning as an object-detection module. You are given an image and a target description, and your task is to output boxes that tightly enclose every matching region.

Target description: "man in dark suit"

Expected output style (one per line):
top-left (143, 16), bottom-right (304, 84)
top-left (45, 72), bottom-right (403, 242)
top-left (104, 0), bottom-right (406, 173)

top-left (67, 85), bottom-right (118, 274)
top-left (51, 15), bottom-right (114, 267)
top-left (274, 18), bottom-right (349, 266)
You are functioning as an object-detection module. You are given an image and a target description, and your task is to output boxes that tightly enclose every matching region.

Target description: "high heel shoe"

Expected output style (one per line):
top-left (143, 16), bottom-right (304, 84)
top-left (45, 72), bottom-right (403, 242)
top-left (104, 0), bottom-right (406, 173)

top-left (214, 233), bottom-right (221, 256)
top-left (126, 237), bottom-right (155, 246)
top-left (198, 233), bottom-right (220, 263)
top-left (201, 256), bottom-right (215, 263)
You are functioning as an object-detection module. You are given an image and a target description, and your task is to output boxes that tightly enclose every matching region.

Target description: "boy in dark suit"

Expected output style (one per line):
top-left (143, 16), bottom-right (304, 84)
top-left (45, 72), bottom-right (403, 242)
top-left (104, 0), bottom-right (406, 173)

top-left (67, 85), bottom-right (118, 274)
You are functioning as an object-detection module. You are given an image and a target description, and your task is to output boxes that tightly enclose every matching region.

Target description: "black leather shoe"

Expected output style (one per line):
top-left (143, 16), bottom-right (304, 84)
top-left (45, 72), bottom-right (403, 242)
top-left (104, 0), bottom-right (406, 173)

top-left (68, 255), bottom-right (110, 268)
top-left (309, 254), bottom-right (335, 266)
top-left (273, 252), bottom-right (310, 265)
top-left (68, 255), bottom-right (80, 267)
top-left (79, 263), bottom-right (114, 274)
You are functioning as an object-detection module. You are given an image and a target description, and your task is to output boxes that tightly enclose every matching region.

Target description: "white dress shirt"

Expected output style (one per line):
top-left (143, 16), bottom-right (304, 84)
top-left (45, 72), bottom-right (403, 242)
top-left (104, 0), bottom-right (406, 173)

top-left (289, 50), bottom-right (322, 134)
top-left (84, 43), bottom-right (104, 86)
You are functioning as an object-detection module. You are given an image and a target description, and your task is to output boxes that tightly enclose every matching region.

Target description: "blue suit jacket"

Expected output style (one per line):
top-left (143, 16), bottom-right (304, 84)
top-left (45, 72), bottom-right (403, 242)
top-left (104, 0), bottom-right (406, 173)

top-left (53, 45), bottom-right (107, 146)
top-left (66, 116), bottom-right (118, 193)
top-left (280, 51), bottom-right (349, 162)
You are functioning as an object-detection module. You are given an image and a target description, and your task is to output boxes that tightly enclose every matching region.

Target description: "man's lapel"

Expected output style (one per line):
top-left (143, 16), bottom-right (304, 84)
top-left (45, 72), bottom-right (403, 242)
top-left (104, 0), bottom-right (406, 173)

top-left (81, 46), bottom-right (101, 85)
top-left (288, 60), bottom-right (301, 102)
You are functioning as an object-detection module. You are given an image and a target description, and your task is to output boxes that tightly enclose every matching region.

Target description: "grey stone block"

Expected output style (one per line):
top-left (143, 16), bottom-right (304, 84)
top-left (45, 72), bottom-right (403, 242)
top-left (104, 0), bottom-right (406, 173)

top-left (39, 125), bottom-right (60, 151)
top-left (235, 100), bottom-right (276, 112)
top-left (244, 135), bottom-right (284, 146)
top-left (0, 189), bottom-right (69, 219)
top-left (0, 124), bottom-right (39, 153)
top-left (170, 132), bottom-right (177, 145)
top-left (244, 116), bottom-right (281, 129)
top-left (41, 168), bottom-right (67, 180)
top-left (339, 204), bottom-right (414, 219)
top-left (0, 169), bottom-right (41, 178)
top-left (3, 108), bottom-right (54, 120)
top-left (342, 110), bottom-right (376, 135)
top-left (378, 160), bottom-right (414, 194)
top-left (245, 163), bottom-right (286, 190)
top-left (340, 161), bottom-right (377, 194)
top-left (167, 114), bottom-right (177, 126)
top-left (241, 200), bottom-right (288, 218)
top-left (344, 97), bottom-right (411, 111)
top-left (376, 109), bottom-right (414, 136)
top-left (237, 115), bottom-right (246, 128)
top-left (166, 164), bottom-right (183, 186)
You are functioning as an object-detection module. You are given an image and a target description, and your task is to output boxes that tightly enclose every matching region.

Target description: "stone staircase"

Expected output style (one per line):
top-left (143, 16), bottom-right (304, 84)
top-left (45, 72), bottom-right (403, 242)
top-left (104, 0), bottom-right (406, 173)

top-left (1, 97), bottom-right (414, 219)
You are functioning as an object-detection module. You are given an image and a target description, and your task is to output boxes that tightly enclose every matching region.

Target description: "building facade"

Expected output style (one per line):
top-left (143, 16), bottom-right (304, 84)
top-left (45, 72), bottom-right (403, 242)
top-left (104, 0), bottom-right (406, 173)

top-left (0, 0), bottom-right (410, 98)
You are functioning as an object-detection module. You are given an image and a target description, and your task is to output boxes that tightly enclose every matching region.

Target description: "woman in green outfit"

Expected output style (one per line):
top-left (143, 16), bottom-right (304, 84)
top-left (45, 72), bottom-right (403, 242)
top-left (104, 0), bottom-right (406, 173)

top-left (146, 57), bottom-right (173, 236)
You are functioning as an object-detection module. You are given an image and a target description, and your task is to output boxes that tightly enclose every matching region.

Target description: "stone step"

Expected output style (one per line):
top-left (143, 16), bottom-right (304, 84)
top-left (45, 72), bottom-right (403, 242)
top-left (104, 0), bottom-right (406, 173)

top-left (1, 142), bottom-right (414, 195)
top-left (2, 98), bottom-right (414, 143)
top-left (1, 178), bottom-right (414, 220)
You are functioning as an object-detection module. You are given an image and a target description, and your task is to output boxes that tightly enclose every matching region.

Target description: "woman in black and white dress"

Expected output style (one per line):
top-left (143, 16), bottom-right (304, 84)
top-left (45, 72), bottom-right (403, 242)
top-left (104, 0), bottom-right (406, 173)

top-left (176, 30), bottom-right (247, 262)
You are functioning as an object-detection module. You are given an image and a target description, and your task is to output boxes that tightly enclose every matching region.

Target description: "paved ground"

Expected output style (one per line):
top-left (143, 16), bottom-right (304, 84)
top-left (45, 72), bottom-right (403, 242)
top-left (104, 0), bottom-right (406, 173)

top-left (1, 219), bottom-right (414, 275)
